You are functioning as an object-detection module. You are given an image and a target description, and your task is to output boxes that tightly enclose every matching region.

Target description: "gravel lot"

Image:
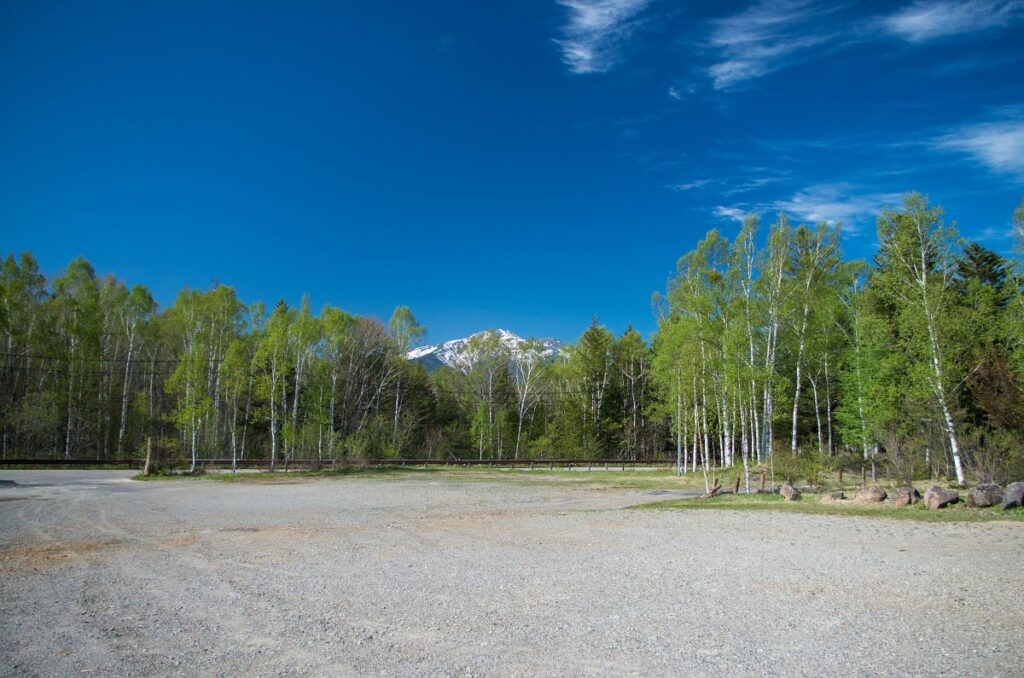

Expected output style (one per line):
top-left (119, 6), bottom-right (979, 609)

top-left (1, 470), bottom-right (1022, 677)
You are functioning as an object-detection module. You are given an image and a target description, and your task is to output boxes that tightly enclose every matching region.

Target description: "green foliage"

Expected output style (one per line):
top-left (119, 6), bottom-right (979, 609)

top-left (770, 450), bottom-right (828, 485)
top-left (2, 191), bottom-right (1022, 478)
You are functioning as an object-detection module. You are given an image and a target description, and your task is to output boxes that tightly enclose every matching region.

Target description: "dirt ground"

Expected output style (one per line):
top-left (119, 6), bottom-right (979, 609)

top-left (1, 470), bottom-right (1022, 676)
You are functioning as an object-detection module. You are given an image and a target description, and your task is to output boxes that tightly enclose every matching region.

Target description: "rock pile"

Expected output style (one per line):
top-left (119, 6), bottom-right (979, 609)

top-left (787, 479), bottom-right (1024, 511)
top-left (924, 486), bottom-right (959, 510)
top-left (855, 486), bottom-right (887, 502)
top-left (892, 487), bottom-right (921, 507)
top-left (1002, 482), bottom-right (1024, 510)
top-left (967, 483), bottom-right (1003, 508)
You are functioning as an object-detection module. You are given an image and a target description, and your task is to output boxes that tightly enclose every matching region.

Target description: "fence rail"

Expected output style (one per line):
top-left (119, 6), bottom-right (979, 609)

top-left (0, 458), bottom-right (143, 468)
top-left (0, 457), bottom-right (673, 471)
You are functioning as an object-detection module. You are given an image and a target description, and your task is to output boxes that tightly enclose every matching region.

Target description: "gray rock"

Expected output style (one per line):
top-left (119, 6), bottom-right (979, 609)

top-left (781, 483), bottom-right (801, 501)
top-left (893, 487), bottom-right (918, 507)
top-left (967, 483), bottom-right (1003, 508)
top-left (1001, 481), bottom-right (1024, 510)
top-left (924, 486), bottom-right (959, 510)
top-left (855, 486), bottom-right (887, 503)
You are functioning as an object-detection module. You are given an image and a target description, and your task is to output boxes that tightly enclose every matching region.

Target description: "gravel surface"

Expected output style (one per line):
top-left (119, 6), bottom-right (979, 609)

top-left (1, 470), bottom-right (1022, 677)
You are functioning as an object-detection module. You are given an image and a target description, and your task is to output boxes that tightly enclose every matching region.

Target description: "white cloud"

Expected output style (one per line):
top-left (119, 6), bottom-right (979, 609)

top-left (714, 184), bottom-right (904, 232)
top-left (667, 81), bottom-right (698, 99)
top-left (770, 183), bottom-right (903, 230)
top-left (554, 0), bottom-right (651, 74)
top-left (721, 175), bottom-right (787, 195)
top-left (882, 0), bottom-right (1024, 43)
top-left (699, 1), bottom-right (1022, 90)
top-left (975, 225), bottom-right (1015, 242)
top-left (671, 179), bottom-right (713, 191)
top-left (707, 0), bottom-right (832, 90)
top-left (934, 119), bottom-right (1024, 177)
top-left (713, 205), bottom-right (749, 222)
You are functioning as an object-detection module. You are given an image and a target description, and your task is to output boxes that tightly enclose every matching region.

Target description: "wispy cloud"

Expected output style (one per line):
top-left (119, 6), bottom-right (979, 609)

top-left (554, 0), bottom-right (651, 74)
top-left (713, 205), bottom-right (749, 222)
top-left (670, 179), bottom-right (713, 191)
top-left (669, 175), bottom-right (787, 195)
top-left (933, 118), bottom-right (1024, 178)
top-left (706, 0), bottom-right (833, 90)
top-left (713, 183), bottom-right (904, 231)
top-left (770, 183), bottom-right (903, 230)
top-left (721, 175), bottom-right (788, 195)
top-left (881, 0), bottom-right (1024, 43)
top-left (698, 1), bottom-right (1022, 91)
top-left (974, 225), bottom-right (1016, 242)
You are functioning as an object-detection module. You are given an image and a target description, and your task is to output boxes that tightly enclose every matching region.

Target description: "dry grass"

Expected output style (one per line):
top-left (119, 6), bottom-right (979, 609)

top-left (633, 491), bottom-right (1024, 522)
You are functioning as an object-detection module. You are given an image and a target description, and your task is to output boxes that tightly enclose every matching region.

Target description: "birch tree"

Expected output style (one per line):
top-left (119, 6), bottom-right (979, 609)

top-left (786, 222), bottom-right (841, 455)
top-left (49, 259), bottom-right (102, 459)
top-left (463, 331), bottom-right (508, 460)
top-left (285, 297), bottom-right (320, 461)
top-left (388, 306), bottom-right (426, 448)
top-left (757, 218), bottom-right (792, 457)
top-left (320, 305), bottom-right (355, 460)
top-left (510, 337), bottom-right (548, 459)
top-left (115, 285), bottom-right (156, 456)
top-left (873, 194), bottom-right (968, 484)
top-left (0, 253), bottom-right (48, 458)
top-left (614, 328), bottom-right (650, 460)
top-left (254, 301), bottom-right (292, 471)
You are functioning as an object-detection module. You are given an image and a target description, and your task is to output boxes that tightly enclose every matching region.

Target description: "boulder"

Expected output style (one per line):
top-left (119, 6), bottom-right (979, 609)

top-left (1001, 481), bottom-right (1024, 510)
top-left (967, 483), bottom-right (1004, 508)
top-left (924, 485), bottom-right (960, 510)
top-left (855, 486), bottom-right (887, 503)
top-left (893, 487), bottom-right (919, 507)
top-left (781, 483), bottom-right (801, 501)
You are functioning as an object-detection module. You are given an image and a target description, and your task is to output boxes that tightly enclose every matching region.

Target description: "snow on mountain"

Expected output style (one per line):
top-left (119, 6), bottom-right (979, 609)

top-left (406, 329), bottom-right (564, 372)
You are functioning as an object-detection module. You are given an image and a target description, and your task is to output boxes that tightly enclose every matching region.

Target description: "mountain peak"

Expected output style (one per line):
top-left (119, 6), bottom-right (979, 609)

top-left (406, 329), bottom-right (564, 372)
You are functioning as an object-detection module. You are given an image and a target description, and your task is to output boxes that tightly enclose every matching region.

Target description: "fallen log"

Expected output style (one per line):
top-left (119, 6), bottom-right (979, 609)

top-left (703, 480), bottom-right (723, 498)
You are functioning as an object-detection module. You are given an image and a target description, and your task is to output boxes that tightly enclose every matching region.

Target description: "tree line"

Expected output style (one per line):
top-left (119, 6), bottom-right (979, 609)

top-left (2, 193), bottom-right (1022, 483)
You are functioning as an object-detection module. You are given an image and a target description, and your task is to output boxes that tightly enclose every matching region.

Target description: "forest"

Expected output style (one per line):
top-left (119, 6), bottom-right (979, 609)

top-left (2, 193), bottom-right (1023, 485)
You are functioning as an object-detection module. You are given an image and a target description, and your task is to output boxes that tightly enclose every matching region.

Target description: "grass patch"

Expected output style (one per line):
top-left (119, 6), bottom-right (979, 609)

top-left (131, 465), bottom-right (710, 491)
top-left (132, 466), bottom-right (430, 482)
top-left (632, 492), bottom-right (1024, 523)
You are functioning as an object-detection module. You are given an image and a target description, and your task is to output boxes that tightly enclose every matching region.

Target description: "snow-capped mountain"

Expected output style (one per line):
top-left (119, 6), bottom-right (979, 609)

top-left (406, 329), bottom-right (564, 372)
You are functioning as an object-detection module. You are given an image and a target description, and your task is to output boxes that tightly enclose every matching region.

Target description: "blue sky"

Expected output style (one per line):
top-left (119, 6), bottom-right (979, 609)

top-left (2, 1), bottom-right (1023, 345)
